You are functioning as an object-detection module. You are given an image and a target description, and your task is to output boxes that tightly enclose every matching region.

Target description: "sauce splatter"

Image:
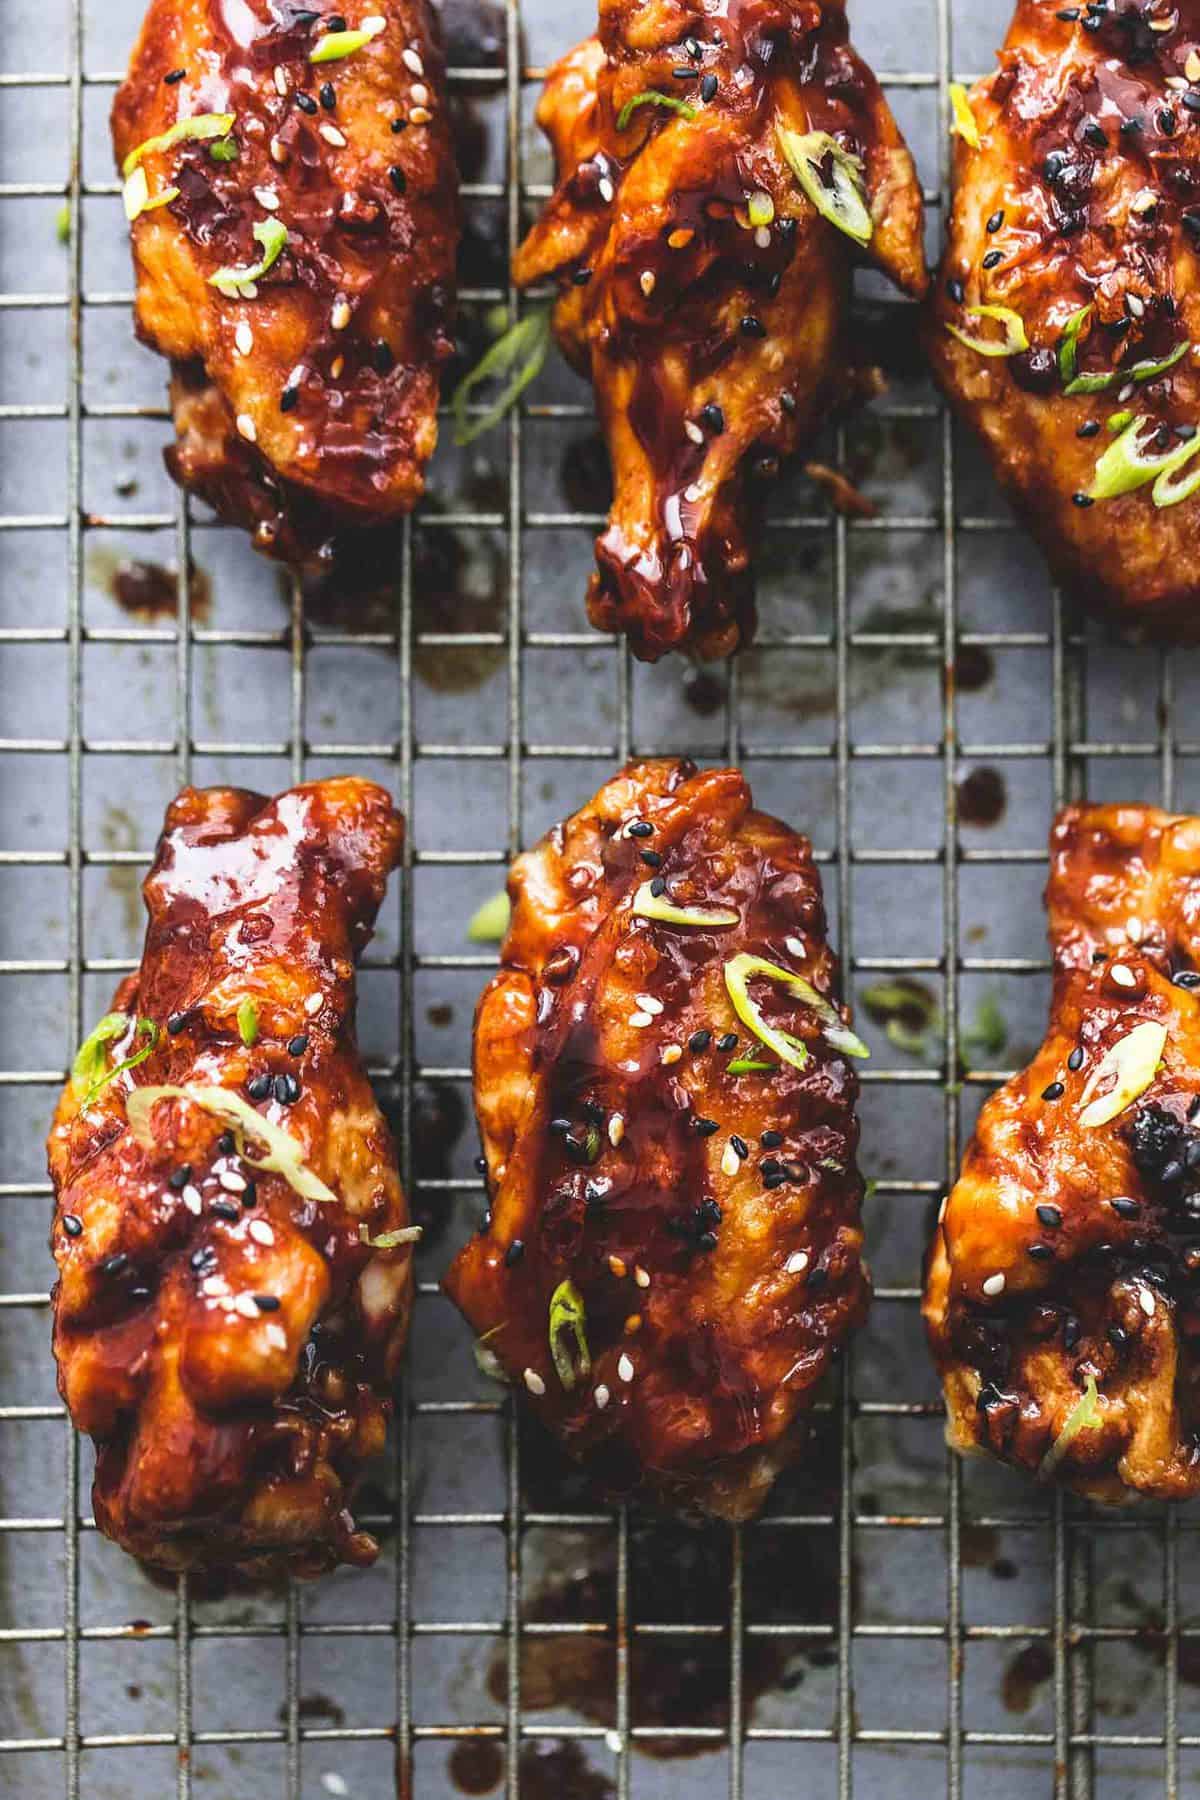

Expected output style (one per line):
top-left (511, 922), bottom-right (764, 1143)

top-left (448, 1737), bottom-right (503, 1795)
top-left (1001, 1641), bottom-right (1053, 1714)
top-left (957, 766), bottom-right (1008, 829)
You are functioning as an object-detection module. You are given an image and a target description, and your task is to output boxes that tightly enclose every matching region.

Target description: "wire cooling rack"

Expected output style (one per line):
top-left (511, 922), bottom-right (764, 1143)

top-left (1, 0), bottom-right (1199, 1795)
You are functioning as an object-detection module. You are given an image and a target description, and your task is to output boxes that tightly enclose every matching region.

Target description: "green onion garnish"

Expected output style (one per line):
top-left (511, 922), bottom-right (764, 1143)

top-left (1152, 437), bottom-right (1200, 508)
top-left (617, 90), bottom-right (698, 131)
top-left (1037, 1374), bottom-right (1101, 1482)
top-left (451, 307), bottom-right (553, 448)
top-left (726, 1057), bottom-right (775, 1074)
top-left (55, 202), bottom-right (70, 244)
top-left (72, 1013), bottom-right (159, 1110)
top-left (1087, 417), bottom-right (1199, 501)
top-left (237, 998), bottom-right (259, 1047)
top-left (1077, 1019), bottom-right (1166, 1125)
top-left (127, 1084), bottom-right (337, 1204)
top-left (209, 218), bottom-right (289, 298)
top-left (1057, 303), bottom-right (1092, 386)
top-left (121, 112), bottom-right (236, 177)
top-left (725, 952), bottom-right (869, 1071)
top-left (358, 1223), bottom-right (422, 1249)
top-left (948, 83), bottom-right (981, 149)
top-left (548, 1279), bottom-right (591, 1391)
top-left (778, 124), bottom-right (873, 247)
top-left (310, 17), bottom-right (386, 63)
top-left (946, 304), bottom-right (1029, 358)
top-left (209, 136), bottom-right (239, 163)
top-left (467, 890), bottom-right (511, 942)
top-left (631, 882), bottom-right (739, 929)
top-left (1065, 338), bottom-right (1191, 397)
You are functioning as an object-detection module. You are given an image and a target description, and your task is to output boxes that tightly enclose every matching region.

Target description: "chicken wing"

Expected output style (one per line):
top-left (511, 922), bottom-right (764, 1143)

top-left (511, 0), bottom-right (927, 662)
top-left (49, 778), bottom-right (414, 1578)
top-left (112, 0), bottom-right (458, 570)
top-left (444, 759), bottom-right (870, 1520)
top-left (924, 805), bottom-right (1200, 1502)
top-left (927, 1), bottom-right (1200, 640)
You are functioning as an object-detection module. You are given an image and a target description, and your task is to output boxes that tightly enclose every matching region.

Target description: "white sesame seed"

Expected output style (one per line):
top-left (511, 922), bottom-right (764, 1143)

top-left (599, 176), bottom-right (615, 203)
top-left (660, 1043), bottom-right (682, 1065)
top-left (361, 14), bottom-right (386, 30)
top-left (785, 936), bottom-right (806, 959)
top-left (634, 1266), bottom-right (650, 1289)
top-left (330, 355), bottom-right (345, 379)
top-left (617, 1353), bottom-right (634, 1383)
top-left (591, 1382), bottom-right (612, 1413)
top-left (402, 47), bottom-right (424, 74)
top-left (410, 82), bottom-right (429, 105)
top-left (305, 991), bottom-right (324, 1015)
top-left (1118, 381), bottom-right (1135, 402)
top-left (320, 123), bottom-right (348, 147)
top-left (1126, 916), bottom-right (1144, 942)
top-left (629, 1011), bottom-right (654, 1028)
top-left (982, 1272), bottom-right (1006, 1298)
top-left (754, 225), bottom-right (771, 249)
top-left (786, 1250), bottom-right (809, 1276)
top-left (219, 1168), bottom-right (247, 1193)
top-left (721, 1140), bottom-right (740, 1176)
top-left (239, 280), bottom-right (259, 300)
top-left (410, 106), bottom-right (432, 124)
top-left (182, 1184), bottom-right (202, 1215)
top-left (236, 413), bottom-right (257, 443)
top-left (684, 483), bottom-right (703, 503)
top-left (608, 1113), bottom-right (625, 1147)
top-left (274, 65), bottom-right (289, 95)
top-left (249, 1220), bottom-right (275, 1247)
top-left (685, 420), bottom-right (705, 445)
top-left (331, 297), bottom-right (352, 331)
top-left (1111, 964), bottom-right (1137, 988)
top-left (1126, 293), bottom-right (1145, 319)
top-left (266, 1322), bottom-right (288, 1351)
top-left (1188, 50), bottom-right (1200, 81)
top-left (235, 1292), bottom-right (260, 1318)
top-left (524, 1367), bottom-right (546, 1396)
top-left (253, 186), bottom-right (280, 210)
top-left (202, 1275), bottom-right (229, 1298)
top-left (640, 270), bottom-right (656, 296)
top-left (636, 993), bottom-right (663, 1015)
top-left (270, 136), bottom-right (288, 164)
top-left (235, 321), bottom-right (254, 356)
top-left (1140, 1287), bottom-right (1156, 1317)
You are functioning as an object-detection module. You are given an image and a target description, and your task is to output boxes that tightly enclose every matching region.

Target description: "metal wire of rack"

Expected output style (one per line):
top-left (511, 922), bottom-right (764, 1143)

top-left (0, 0), bottom-right (1197, 1795)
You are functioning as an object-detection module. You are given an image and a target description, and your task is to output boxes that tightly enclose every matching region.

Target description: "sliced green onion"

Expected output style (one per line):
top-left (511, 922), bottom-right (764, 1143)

top-left (861, 978), bottom-right (940, 1059)
top-left (357, 1223), bottom-right (422, 1249)
top-left (1077, 1020), bottom-right (1167, 1127)
top-left (617, 90), bottom-right (697, 131)
top-left (451, 307), bottom-right (553, 448)
top-left (237, 997), bottom-right (259, 1047)
top-left (1153, 437), bottom-right (1200, 507)
top-left (209, 218), bottom-right (288, 298)
top-left (945, 304), bottom-right (1028, 358)
top-left (548, 1279), bottom-right (591, 1391)
top-left (1065, 338), bottom-right (1191, 397)
top-left (1057, 303), bottom-right (1092, 386)
top-left (1107, 409), bottom-right (1134, 433)
top-left (73, 1014), bottom-right (159, 1110)
top-left (747, 190), bottom-right (775, 228)
top-left (121, 112), bottom-right (235, 177)
top-left (778, 124), bottom-right (873, 247)
top-left (1087, 417), bottom-right (1198, 500)
top-left (122, 167), bottom-right (149, 221)
top-left (962, 993), bottom-right (1007, 1062)
top-left (55, 202), bottom-right (70, 244)
top-left (725, 953), bottom-right (869, 1071)
top-left (127, 1084), bottom-right (337, 1204)
top-left (727, 1057), bottom-right (775, 1074)
top-left (209, 136), bottom-right (239, 163)
top-left (631, 882), bottom-right (739, 929)
top-left (467, 890), bottom-right (511, 942)
top-left (1037, 1374), bottom-right (1101, 1482)
top-left (948, 83), bottom-right (981, 149)
top-left (310, 17), bottom-right (386, 62)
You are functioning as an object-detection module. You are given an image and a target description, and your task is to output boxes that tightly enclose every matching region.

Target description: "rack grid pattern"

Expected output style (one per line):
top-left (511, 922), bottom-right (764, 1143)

top-left (0, 0), bottom-right (1196, 1796)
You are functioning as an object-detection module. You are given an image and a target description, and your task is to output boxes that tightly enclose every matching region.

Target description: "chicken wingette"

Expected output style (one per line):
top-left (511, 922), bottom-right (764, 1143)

top-left (925, 805), bottom-right (1200, 1501)
top-left (927, 0), bottom-right (1200, 639)
top-left (511, 0), bottom-right (927, 662)
top-left (49, 778), bottom-right (415, 1578)
top-left (445, 759), bottom-right (870, 1520)
top-left (112, 0), bottom-right (458, 570)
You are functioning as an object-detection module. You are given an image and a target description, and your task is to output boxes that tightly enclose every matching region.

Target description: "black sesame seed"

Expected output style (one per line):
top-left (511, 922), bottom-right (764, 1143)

top-left (1063, 1316), bottom-right (1081, 1349)
top-left (583, 1100), bottom-right (606, 1124)
top-left (242, 1180), bottom-right (257, 1207)
top-left (986, 210), bottom-right (1005, 233)
top-left (164, 67), bottom-right (187, 84)
top-left (1027, 1242), bottom-right (1054, 1260)
top-left (549, 1118), bottom-right (571, 1136)
top-left (319, 81), bottom-right (336, 110)
top-left (1108, 1323), bottom-right (1130, 1348)
top-left (253, 1293), bottom-right (281, 1311)
top-left (1076, 420), bottom-right (1101, 438)
top-left (730, 1135), bottom-right (749, 1159)
top-left (584, 1181), bottom-right (606, 1207)
top-left (1082, 11), bottom-right (1101, 27)
top-left (474, 1155), bottom-right (488, 1173)
top-left (296, 91), bottom-right (318, 114)
top-left (761, 1130), bottom-right (783, 1148)
top-left (100, 1253), bottom-right (129, 1278)
top-left (701, 402), bottom-right (725, 434)
top-left (1042, 1081), bottom-right (1065, 1101)
top-left (248, 1072), bottom-right (272, 1101)
top-left (1174, 969), bottom-right (1200, 988)
top-left (1160, 109), bottom-right (1177, 136)
top-left (1184, 211), bottom-right (1200, 242)
top-left (780, 389), bottom-right (797, 415)
top-left (130, 1286), bottom-right (151, 1302)
top-left (217, 1132), bottom-right (236, 1156)
top-left (628, 819), bottom-right (654, 838)
top-left (982, 249), bottom-right (1003, 270)
top-left (1044, 150), bottom-right (1070, 181)
top-left (689, 1029), bottom-right (712, 1052)
top-left (291, 6), bottom-right (320, 19)
top-left (1068, 1047), bottom-right (1085, 1070)
top-left (1178, 424), bottom-right (1197, 442)
top-left (700, 73), bottom-right (718, 101)
top-left (388, 165), bottom-right (407, 195)
top-left (505, 1239), bottom-right (525, 1267)
top-left (764, 1171), bottom-right (787, 1190)
top-left (806, 1267), bottom-right (829, 1290)
top-left (1072, 492), bottom-right (1094, 507)
top-left (1111, 1196), bottom-right (1140, 1218)
top-left (717, 1033), bottom-right (738, 1053)
top-left (1083, 120), bottom-right (1107, 147)
top-left (391, 116), bottom-right (408, 132)
top-left (649, 876), bottom-right (666, 897)
top-left (1184, 92), bottom-right (1200, 114)
top-left (167, 1009), bottom-right (194, 1036)
top-left (698, 1230), bottom-right (719, 1251)
top-left (1161, 1159), bottom-right (1184, 1185)
top-left (328, 14), bottom-right (347, 28)
top-left (739, 315), bottom-right (766, 339)
top-left (168, 1164), bottom-right (193, 1190)
top-left (1055, 5), bottom-right (1080, 15)
top-left (1092, 949), bottom-right (1108, 962)
top-left (280, 386), bottom-right (300, 413)
top-left (273, 1072), bottom-right (300, 1105)
top-left (947, 277), bottom-right (965, 304)
top-left (1120, 115), bottom-right (1144, 137)
top-left (210, 1199), bottom-right (241, 1222)
top-left (694, 1117), bottom-right (719, 1136)
top-left (760, 1158), bottom-right (782, 1177)
top-left (62, 1213), bottom-right (83, 1237)
top-left (288, 1034), bottom-right (309, 1056)
top-left (1036, 1203), bottom-right (1063, 1229)
top-left (671, 65), bottom-right (696, 79)
top-left (373, 339), bottom-right (394, 374)
top-left (639, 849), bottom-right (663, 868)
top-left (572, 268), bottom-right (592, 286)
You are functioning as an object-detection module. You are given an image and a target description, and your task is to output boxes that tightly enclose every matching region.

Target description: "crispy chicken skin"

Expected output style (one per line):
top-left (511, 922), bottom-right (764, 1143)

top-left (444, 759), bottom-right (870, 1520)
top-left (925, 805), bottom-right (1200, 1503)
top-left (49, 778), bottom-right (414, 1578)
top-left (112, 0), bottom-right (458, 570)
top-left (927, 1), bottom-right (1200, 640)
top-left (512, 1), bottom-right (927, 663)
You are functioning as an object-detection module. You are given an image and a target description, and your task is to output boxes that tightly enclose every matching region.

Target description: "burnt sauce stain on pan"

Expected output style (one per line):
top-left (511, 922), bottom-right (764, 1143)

top-left (1002, 1641), bottom-right (1054, 1715)
top-left (89, 548), bottom-right (212, 622)
top-left (956, 766), bottom-right (1008, 829)
top-left (448, 1739), bottom-right (504, 1795)
top-left (448, 1738), bottom-right (614, 1800)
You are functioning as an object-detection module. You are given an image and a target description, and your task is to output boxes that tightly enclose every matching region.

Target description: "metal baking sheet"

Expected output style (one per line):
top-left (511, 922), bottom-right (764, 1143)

top-left (1, 0), bottom-right (1197, 1794)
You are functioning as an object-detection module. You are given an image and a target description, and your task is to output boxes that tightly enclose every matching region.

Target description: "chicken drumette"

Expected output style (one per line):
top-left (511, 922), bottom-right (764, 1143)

top-left (49, 778), bottom-right (415, 1579)
top-left (928, 1), bottom-right (1200, 640)
top-left (512, 0), bottom-right (927, 662)
top-left (444, 759), bottom-right (870, 1520)
top-left (112, 0), bottom-right (458, 571)
top-left (925, 805), bottom-right (1200, 1502)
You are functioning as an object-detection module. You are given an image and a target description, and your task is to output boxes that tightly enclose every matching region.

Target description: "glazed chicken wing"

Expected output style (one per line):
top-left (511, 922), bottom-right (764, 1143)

top-left (925, 805), bottom-right (1200, 1502)
top-left (927, 1), bottom-right (1200, 639)
top-left (112, 0), bottom-right (458, 570)
top-left (49, 778), bottom-right (414, 1578)
top-left (444, 759), bottom-right (870, 1520)
top-left (512, 0), bottom-right (927, 662)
